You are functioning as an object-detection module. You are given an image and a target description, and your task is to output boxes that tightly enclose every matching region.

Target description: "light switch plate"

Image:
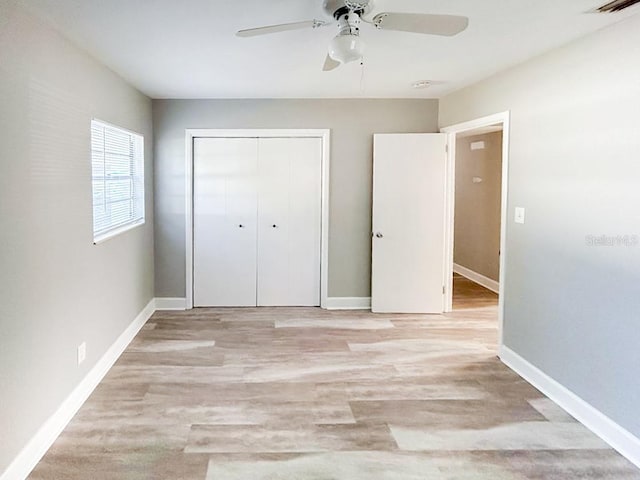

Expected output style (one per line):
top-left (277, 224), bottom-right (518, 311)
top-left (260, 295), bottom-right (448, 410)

top-left (515, 207), bottom-right (526, 224)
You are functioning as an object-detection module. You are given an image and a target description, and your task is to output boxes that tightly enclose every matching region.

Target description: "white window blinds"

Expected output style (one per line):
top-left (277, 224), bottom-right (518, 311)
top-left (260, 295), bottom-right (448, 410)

top-left (91, 120), bottom-right (145, 242)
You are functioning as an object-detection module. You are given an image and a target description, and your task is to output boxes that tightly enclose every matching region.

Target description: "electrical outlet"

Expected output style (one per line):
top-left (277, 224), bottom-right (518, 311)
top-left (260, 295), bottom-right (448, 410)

top-left (515, 207), bottom-right (526, 224)
top-left (77, 342), bottom-right (87, 365)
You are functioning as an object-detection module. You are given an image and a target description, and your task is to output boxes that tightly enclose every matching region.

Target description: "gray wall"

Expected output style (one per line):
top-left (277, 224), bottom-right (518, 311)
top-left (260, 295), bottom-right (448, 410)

top-left (153, 99), bottom-right (439, 298)
top-left (0, 4), bottom-right (154, 474)
top-left (454, 131), bottom-right (503, 281)
top-left (441, 14), bottom-right (640, 437)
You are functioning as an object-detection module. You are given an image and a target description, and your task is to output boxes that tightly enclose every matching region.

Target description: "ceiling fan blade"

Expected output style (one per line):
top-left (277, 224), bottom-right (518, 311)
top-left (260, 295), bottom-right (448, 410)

top-left (372, 13), bottom-right (469, 36)
top-left (323, 54), bottom-right (341, 72)
top-left (237, 19), bottom-right (329, 38)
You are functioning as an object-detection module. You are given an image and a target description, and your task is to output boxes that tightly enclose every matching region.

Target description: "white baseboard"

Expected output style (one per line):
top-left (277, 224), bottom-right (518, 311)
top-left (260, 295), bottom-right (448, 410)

top-left (453, 263), bottom-right (499, 294)
top-left (325, 297), bottom-right (371, 310)
top-left (155, 297), bottom-right (187, 310)
top-left (500, 345), bottom-right (640, 469)
top-left (1, 299), bottom-right (156, 480)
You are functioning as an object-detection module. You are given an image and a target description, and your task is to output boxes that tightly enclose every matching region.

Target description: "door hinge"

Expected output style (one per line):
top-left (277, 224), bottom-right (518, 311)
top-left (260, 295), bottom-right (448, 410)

top-left (445, 144), bottom-right (449, 153)
top-left (442, 286), bottom-right (446, 295)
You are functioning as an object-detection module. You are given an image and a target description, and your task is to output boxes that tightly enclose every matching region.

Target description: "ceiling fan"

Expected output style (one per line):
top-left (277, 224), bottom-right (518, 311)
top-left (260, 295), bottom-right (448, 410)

top-left (236, 0), bottom-right (469, 71)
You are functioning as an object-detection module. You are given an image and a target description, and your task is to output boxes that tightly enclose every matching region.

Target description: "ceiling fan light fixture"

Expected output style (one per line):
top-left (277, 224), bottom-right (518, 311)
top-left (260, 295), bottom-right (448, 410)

top-left (328, 34), bottom-right (365, 64)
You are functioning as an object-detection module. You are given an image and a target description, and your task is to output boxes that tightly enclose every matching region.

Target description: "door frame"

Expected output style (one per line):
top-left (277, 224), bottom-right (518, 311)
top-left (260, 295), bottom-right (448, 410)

top-left (441, 112), bottom-right (510, 345)
top-left (184, 129), bottom-right (331, 310)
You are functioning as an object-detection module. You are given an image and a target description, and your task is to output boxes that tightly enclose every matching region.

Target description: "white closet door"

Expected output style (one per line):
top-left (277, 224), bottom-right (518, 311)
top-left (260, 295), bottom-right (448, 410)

top-left (193, 138), bottom-right (258, 307)
top-left (257, 138), bottom-right (322, 306)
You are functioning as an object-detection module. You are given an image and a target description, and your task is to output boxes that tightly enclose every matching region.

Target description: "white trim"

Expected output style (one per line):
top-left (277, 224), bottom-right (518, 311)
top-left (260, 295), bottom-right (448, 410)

top-left (500, 345), bottom-right (640, 469)
top-left (325, 297), bottom-right (371, 310)
top-left (453, 263), bottom-right (500, 294)
top-left (442, 136), bottom-right (457, 311)
top-left (441, 111), bottom-right (510, 347)
top-left (91, 117), bottom-right (144, 138)
top-left (185, 129), bottom-right (331, 310)
top-left (1, 299), bottom-right (156, 480)
top-left (320, 134), bottom-right (331, 311)
top-left (93, 219), bottom-right (145, 245)
top-left (155, 297), bottom-right (187, 310)
top-left (185, 131), bottom-right (194, 310)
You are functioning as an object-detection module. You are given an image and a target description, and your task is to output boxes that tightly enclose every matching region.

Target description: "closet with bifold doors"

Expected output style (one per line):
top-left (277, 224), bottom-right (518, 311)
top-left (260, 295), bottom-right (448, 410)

top-left (193, 136), bottom-right (322, 307)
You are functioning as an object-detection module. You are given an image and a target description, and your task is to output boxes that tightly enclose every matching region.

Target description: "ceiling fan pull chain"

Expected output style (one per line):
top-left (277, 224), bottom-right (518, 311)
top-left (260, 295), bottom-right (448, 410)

top-left (360, 56), bottom-right (366, 94)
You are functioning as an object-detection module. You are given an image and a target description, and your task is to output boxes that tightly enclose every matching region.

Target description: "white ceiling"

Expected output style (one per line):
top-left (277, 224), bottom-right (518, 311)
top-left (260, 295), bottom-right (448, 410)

top-left (21, 0), bottom-right (640, 99)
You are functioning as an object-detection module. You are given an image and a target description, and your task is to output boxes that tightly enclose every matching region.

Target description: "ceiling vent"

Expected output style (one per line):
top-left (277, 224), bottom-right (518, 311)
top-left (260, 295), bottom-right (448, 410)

top-left (596, 0), bottom-right (640, 12)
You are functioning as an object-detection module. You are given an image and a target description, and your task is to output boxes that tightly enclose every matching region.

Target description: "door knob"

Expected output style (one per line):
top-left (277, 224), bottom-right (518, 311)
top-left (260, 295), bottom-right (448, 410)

top-left (272, 224), bottom-right (278, 228)
top-left (375, 232), bottom-right (384, 238)
top-left (238, 224), bottom-right (244, 228)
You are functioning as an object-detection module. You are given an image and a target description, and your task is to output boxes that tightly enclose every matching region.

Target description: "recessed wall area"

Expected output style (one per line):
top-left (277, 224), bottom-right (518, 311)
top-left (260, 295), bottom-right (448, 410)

top-left (152, 99), bottom-right (440, 300)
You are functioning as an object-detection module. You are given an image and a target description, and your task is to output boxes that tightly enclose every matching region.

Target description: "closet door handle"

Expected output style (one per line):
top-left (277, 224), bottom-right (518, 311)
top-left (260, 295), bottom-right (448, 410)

top-left (272, 224), bottom-right (278, 229)
top-left (238, 224), bottom-right (245, 228)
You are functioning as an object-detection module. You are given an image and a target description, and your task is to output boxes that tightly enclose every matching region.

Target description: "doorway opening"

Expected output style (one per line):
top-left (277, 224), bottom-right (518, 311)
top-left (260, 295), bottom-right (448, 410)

top-left (442, 112), bottom-right (510, 345)
top-left (452, 126), bottom-right (502, 310)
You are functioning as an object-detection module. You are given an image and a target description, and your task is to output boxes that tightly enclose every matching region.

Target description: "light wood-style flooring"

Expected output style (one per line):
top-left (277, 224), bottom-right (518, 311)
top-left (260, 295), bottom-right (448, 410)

top-left (453, 273), bottom-right (499, 310)
top-left (29, 280), bottom-right (640, 479)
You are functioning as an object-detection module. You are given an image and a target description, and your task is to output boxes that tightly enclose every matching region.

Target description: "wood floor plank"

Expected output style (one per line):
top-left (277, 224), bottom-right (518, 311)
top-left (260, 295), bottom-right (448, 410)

top-left (391, 422), bottom-right (609, 451)
top-left (349, 399), bottom-right (547, 428)
top-left (185, 423), bottom-right (397, 453)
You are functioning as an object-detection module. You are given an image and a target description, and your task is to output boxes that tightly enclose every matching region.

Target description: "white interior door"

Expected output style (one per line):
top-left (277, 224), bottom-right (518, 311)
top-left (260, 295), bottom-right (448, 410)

top-left (193, 138), bottom-right (258, 307)
top-left (372, 134), bottom-right (447, 313)
top-left (257, 138), bottom-right (322, 306)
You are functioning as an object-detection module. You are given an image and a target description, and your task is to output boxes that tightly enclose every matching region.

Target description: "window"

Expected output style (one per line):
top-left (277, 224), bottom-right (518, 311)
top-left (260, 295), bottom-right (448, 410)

top-left (91, 120), bottom-right (145, 243)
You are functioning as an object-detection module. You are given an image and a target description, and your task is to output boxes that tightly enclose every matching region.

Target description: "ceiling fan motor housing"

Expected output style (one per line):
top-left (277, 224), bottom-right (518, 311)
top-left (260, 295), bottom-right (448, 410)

top-left (323, 0), bottom-right (374, 18)
top-left (336, 8), bottom-right (362, 35)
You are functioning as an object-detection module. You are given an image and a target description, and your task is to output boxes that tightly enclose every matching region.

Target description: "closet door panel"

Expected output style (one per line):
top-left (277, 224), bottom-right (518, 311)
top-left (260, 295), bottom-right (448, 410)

top-left (257, 138), bottom-right (322, 306)
top-left (193, 138), bottom-right (258, 307)
top-left (256, 139), bottom-right (290, 306)
top-left (287, 138), bottom-right (322, 305)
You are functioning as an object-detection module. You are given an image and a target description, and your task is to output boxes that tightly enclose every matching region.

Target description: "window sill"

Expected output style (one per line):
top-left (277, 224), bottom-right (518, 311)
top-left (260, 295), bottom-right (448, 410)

top-left (93, 220), bottom-right (145, 245)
